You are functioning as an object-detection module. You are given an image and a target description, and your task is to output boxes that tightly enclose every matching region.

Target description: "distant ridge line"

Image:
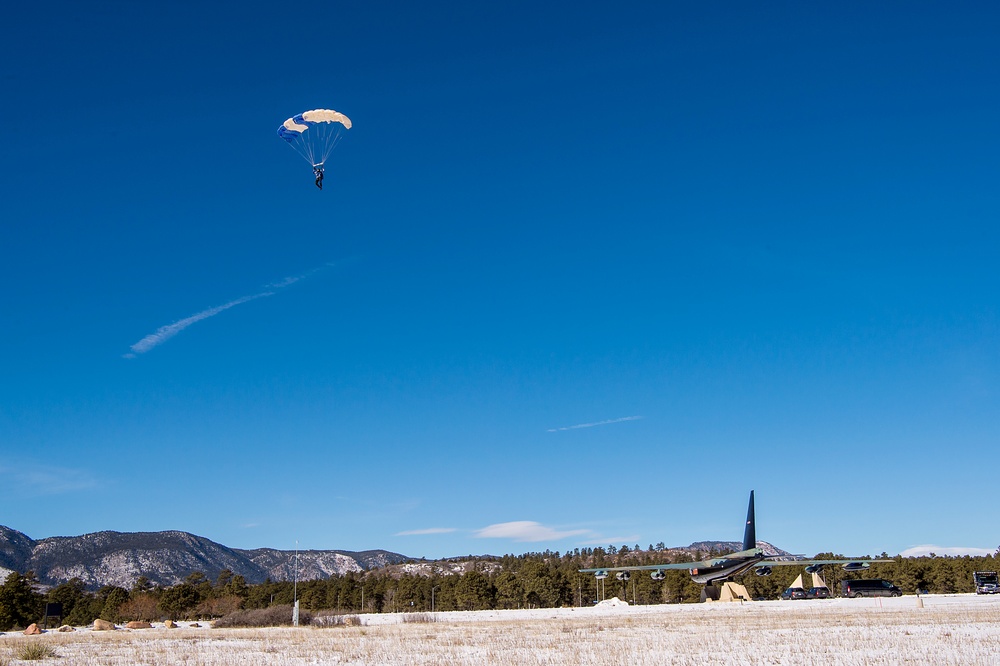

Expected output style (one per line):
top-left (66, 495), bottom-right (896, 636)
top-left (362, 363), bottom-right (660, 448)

top-left (0, 525), bottom-right (409, 589)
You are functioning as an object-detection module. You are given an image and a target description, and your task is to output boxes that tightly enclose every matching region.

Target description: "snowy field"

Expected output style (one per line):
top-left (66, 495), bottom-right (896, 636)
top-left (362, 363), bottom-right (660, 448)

top-left (2, 594), bottom-right (1000, 665)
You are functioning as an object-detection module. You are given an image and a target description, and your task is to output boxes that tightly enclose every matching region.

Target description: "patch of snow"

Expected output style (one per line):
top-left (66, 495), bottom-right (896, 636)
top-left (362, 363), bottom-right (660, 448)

top-left (595, 597), bottom-right (629, 607)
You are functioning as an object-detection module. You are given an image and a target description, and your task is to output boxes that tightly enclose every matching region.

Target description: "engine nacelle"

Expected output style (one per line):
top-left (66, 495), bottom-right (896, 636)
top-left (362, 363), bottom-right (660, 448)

top-left (616, 571), bottom-right (631, 581)
top-left (755, 566), bottom-right (773, 577)
top-left (594, 570), bottom-right (608, 579)
top-left (650, 570), bottom-right (666, 581)
top-left (842, 562), bottom-right (870, 571)
top-left (805, 565), bottom-right (823, 574)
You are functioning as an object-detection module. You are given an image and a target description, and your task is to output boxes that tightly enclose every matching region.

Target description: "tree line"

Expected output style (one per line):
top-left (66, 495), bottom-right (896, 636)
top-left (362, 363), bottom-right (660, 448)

top-left (1, 546), bottom-right (998, 630)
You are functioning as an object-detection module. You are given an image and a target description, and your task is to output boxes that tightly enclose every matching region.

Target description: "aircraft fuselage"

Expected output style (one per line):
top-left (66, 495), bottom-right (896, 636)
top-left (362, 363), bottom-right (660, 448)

top-left (688, 556), bottom-right (765, 585)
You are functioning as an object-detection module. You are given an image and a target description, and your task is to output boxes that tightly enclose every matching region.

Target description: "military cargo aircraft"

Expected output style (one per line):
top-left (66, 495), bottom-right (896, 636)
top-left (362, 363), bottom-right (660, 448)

top-left (580, 491), bottom-right (893, 601)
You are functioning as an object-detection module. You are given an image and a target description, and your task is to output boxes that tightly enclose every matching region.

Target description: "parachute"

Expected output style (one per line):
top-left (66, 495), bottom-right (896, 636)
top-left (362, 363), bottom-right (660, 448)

top-left (277, 109), bottom-right (352, 170)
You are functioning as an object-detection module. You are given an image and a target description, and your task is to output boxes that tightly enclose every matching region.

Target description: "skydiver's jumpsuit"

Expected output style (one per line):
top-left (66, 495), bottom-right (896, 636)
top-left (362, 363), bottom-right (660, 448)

top-left (314, 168), bottom-right (324, 190)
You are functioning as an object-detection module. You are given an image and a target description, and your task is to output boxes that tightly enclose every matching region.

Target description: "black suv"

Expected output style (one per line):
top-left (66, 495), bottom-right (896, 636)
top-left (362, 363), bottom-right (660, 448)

top-left (805, 586), bottom-right (831, 599)
top-left (780, 587), bottom-right (807, 600)
top-left (841, 579), bottom-right (902, 598)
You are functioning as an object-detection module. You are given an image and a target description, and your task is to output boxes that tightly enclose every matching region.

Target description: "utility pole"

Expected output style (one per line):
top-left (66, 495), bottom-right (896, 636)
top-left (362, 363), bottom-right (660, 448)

top-left (292, 540), bottom-right (300, 627)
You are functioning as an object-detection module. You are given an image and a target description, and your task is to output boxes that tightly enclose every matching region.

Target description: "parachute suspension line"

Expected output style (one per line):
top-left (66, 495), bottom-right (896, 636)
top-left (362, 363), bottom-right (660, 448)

top-left (287, 138), bottom-right (315, 167)
top-left (307, 123), bottom-right (327, 167)
top-left (315, 122), bottom-right (344, 167)
top-left (289, 123), bottom-right (342, 167)
top-left (324, 127), bottom-right (345, 165)
top-left (305, 126), bottom-right (322, 166)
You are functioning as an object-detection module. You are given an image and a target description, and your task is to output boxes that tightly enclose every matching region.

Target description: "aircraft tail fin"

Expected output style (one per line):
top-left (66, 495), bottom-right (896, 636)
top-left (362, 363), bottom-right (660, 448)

top-left (742, 490), bottom-right (756, 552)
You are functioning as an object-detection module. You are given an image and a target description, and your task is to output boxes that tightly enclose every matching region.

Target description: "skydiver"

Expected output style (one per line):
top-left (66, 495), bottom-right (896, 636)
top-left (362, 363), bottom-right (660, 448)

top-left (313, 165), bottom-right (324, 190)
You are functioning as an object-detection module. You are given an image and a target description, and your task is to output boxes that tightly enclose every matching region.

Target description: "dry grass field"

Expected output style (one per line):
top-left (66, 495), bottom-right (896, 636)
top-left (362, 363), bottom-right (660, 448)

top-left (2, 595), bottom-right (999, 665)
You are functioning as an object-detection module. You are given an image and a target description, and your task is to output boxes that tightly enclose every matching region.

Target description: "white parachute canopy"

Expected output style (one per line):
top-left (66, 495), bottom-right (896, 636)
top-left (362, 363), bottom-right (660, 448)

top-left (277, 109), bottom-right (352, 167)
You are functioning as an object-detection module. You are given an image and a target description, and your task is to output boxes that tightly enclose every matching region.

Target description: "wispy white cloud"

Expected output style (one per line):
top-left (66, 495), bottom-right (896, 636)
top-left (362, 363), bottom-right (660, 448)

top-left (124, 263), bottom-right (336, 357)
top-left (547, 415), bottom-right (642, 433)
top-left (474, 521), bottom-right (589, 542)
top-left (395, 528), bottom-right (458, 536)
top-left (0, 463), bottom-right (99, 495)
top-left (899, 544), bottom-right (995, 557)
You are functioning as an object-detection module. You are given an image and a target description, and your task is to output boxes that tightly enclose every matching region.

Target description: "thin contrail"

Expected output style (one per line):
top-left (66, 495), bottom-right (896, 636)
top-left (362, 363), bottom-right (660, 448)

top-left (124, 263), bottom-right (334, 358)
top-left (546, 415), bottom-right (642, 432)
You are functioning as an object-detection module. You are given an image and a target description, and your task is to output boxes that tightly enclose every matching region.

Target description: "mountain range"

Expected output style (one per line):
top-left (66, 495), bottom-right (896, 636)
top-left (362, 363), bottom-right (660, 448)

top-left (0, 525), bottom-right (409, 589)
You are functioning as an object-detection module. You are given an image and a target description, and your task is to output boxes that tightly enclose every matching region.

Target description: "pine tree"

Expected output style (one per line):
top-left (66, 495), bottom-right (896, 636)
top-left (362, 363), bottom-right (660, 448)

top-left (0, 571), bottom-right (43, 630)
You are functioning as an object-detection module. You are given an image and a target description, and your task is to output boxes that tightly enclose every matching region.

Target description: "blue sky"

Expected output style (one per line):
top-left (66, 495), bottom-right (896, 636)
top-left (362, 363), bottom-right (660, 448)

top-left (1, 1), bottom-right (997, 562)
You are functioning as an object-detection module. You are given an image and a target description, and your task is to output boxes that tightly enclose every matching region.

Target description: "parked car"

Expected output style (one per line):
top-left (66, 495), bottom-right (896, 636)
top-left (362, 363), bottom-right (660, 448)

top-left (781, 587), bottom-right (807, 600)
top-left (841, 579), bottom-right (902, 598)
top-left (805, 586), bottom-right (831, 599)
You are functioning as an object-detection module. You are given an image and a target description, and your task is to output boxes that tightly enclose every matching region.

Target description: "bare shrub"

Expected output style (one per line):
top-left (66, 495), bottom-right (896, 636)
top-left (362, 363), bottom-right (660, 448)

top-left (311, 612), bottom-right (366, 628)
top-left (402, 613), bottom-right (437, 624)
top-left (195, 595), bottom-right (244, 619)
top-left (311, 615), bottom-right (334, 627)
top-left (15, 642), bottom-right (58, 661)
top-left (118, 594), bottom-right (160, 622)
top-left (312, 613), bottom-right (344, 627)
top-left (213, 605), bottom-right (312, 628)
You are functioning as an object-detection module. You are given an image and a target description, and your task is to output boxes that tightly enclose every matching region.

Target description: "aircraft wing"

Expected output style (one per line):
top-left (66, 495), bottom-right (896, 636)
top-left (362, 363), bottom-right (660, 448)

top-left (755, 557), bottom-right (895, 568)
top-left (580, 548), bottom-right (762, 573)
top-left (579, 563), bottom-right (701, 573)
top-left (580, 555), bottom-right (894, 575)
